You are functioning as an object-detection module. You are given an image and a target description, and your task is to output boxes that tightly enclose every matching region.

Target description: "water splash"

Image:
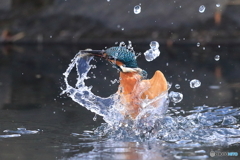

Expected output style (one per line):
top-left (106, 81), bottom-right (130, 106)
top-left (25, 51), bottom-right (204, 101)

top-left (0, 134), bottom-right (21, 138)
top-left (62, 45), bottom-right (240, 149)
top-left (62, 105), bottom-right (240, 160)
top-left (3, 128), bottom-right (39, 134)
top-left (94, 106), bottom-right (240, 144)
top-left (62, 47), bottom-right (169, 126)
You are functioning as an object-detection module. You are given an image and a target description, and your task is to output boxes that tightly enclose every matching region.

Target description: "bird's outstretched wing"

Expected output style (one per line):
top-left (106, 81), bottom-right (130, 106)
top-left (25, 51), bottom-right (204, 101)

top-left (141, 70), bottom-right (168, 99)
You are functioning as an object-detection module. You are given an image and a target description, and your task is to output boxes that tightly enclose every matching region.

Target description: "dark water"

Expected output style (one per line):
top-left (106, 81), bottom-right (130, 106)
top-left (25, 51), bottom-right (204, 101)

top-left (0, 43), bottom-right (239, 160)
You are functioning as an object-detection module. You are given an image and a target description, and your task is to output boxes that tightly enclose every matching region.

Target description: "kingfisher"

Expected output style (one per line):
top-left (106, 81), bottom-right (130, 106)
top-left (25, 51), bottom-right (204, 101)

top-left (80, 46), bottom-right (168, 119)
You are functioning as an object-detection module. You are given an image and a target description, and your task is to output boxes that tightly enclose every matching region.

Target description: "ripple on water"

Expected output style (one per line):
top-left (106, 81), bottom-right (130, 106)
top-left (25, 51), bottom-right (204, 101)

top-left (3, 128), bottom-right (39, 135)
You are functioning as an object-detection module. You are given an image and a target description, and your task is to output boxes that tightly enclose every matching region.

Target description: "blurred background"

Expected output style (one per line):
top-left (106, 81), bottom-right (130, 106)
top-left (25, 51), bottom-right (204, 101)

top-left (0, 0), bottom-right (240, 159)
top-left (1, 0), bottom-right (240, 43)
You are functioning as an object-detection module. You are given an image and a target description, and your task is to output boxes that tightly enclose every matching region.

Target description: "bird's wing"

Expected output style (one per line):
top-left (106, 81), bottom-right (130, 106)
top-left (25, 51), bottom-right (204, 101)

top-left (141, 70), bottom-right (167, 99)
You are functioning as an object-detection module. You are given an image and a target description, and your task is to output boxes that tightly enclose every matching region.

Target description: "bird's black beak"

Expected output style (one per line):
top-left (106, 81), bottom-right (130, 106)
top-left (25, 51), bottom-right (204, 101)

top-left (79, 49), bottom-right (123, 71)
top-left (79, 50), bottom-right (106, 58)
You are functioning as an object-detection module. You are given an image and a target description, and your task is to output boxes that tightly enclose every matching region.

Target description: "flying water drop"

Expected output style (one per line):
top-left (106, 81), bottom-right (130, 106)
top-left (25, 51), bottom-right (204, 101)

top-left (93, 114), bottom-right (97, 121)
top-left (175, 84), bottom-right (180, 89)
top-left (144, 41), bottom-right (160, 61)
top-left (214, 55), bottom-right (220, 61)
top-left (199, 5), bottom-right (205, 13)
top-left (127, 41), bottom-right (133, 51)
top-left (216, 4), bottom-right (220, 7)
top-left (110, 79), bottom-right (118, 84)
top-left (169, 91), bottom-right (183, 103)
top-left (190, 79), bottom-right (201, 88)
top-left (150, 41), bottom-right (159, 49)
top-left (196, 42), bottom-right (200, 47)
top-left (134, 5), bottom-right (141, 14)
top-left (119, 41), bottom-right (125, 47)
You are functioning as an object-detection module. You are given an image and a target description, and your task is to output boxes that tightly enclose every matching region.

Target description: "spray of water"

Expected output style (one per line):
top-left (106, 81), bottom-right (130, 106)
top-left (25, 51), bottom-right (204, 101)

top-left (61, 46), bottom-right (169, 130)
top-left (62, 44), bottom-right (240, 145)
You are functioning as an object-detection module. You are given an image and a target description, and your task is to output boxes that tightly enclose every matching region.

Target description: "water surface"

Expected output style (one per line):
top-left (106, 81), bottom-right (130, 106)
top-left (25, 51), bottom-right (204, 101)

top-left (0, 43), bottom-right (240, 160)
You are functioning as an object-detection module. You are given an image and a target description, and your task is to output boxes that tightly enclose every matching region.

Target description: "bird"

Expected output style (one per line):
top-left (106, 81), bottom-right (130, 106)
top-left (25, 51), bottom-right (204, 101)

top-left (80, 46), bottom-right (168, 119)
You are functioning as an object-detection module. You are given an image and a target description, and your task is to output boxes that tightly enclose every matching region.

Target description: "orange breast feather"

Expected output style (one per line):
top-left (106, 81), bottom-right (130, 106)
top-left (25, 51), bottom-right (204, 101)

top-left (118, 70), bottom-right (167, 118)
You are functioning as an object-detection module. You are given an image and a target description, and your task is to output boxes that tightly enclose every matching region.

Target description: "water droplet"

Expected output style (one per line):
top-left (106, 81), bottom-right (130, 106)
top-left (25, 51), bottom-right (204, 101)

top-left (134, 5), bottom-right (141, 14)
top-left (144, 41), bottom-right (160, 61)
top-left (199, 5), bottom-right (206, 13)
top-left (119, 41), bottom-right (125, 47)
top-left (218, 45), bottom-right (221, 48)
top-left (197, 42), bottom-right (200, 47)
top-left (150, 41), bottom-right (159, 49)
top-left (93, 114), bottom-right (97, 121)
top-left (169, 91), bottom-right (183, 103)
top-left (203, 47), bottom-right (205, 50)
top-left (216, 4), bottom-right (220, 7)
top-left (214, 55), bottom-right (220, 61)
top-left (190, 79), bottom-right (201, 88)
top-left (144, 50), bottom-right (160, 61)
top-left (110, 79), bottom-right (118, 84)
top-left (127, 41), bottom-right (133, 50)
top-left (175, 84), bottom-right (180, 89)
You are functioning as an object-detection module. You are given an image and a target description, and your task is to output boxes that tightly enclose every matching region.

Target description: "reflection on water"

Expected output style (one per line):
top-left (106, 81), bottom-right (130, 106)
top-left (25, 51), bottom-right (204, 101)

top-left (0, 44), bottom-right (240, 160)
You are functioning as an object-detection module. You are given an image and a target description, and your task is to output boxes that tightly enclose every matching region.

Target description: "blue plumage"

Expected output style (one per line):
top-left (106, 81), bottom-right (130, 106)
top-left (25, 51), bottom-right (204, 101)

top-left (105, 47), bottom-right (138, 68)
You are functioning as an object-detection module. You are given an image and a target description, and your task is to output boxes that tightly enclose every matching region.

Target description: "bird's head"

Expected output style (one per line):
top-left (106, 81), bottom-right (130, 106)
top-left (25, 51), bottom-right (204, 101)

top-left (80, 46), bottom-right (147, 79)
